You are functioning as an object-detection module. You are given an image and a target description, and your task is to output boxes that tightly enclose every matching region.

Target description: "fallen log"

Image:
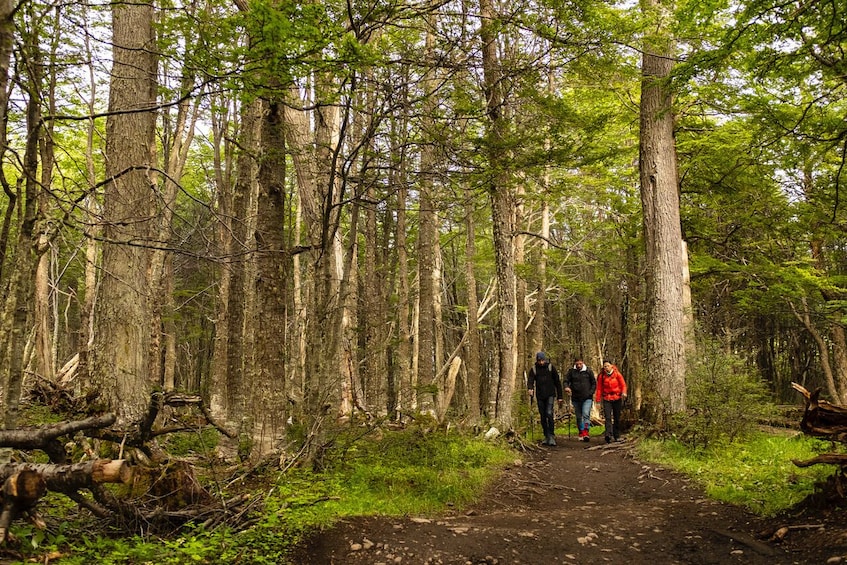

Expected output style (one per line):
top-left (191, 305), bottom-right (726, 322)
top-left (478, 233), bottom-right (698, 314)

top-left (0, 459), bottom-right (130, 543)
top-left (0, 459), bottom-right (131, 493)
top-left (791, 382), bottom-right (847, 483)
top-left (791, 382), bottom-right (847, 437)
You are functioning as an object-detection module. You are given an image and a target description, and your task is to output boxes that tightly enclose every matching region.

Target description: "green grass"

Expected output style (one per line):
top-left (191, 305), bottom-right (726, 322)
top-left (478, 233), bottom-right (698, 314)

top-left (42, 427), bottom-right (515, 564)
top-left (636, 431), bottom-right (839, 516)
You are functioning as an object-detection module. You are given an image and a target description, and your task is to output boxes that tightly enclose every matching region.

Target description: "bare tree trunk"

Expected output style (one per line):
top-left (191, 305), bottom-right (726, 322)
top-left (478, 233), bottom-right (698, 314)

top-left (530, 200), bottom-right (549, 355)
top-left (156, 70), bottom-right (199, 392)
top-left (395, 144), bottom-right (414, 416)
top-left (463, 186), bottom-right (481, 425)
top-left (77, 4), bottom-right (100, 389)
top-left (253, 98), bottom-right (289, 454)
top-left (91, 0), bottom-right (158, 427)
top-left (0, 0), bottom-right (15, 292)
top-left (480, 0), bottom-right (517, 429)
top-left (33, 20), bottom-right (61, 384)
top-left (225, 99), bottom-right (260, 436)
top-left (291, 193), bottom-right (306, 408)
top-left (530, 68), bottom-right (553, 357)
top-left (789, 297), bottom-right (843, 403)
top-left (208, 94), bottom-right (234, 419)
top-left (639, 0), bottom-right (686, 419)
top-left (1, 45), bottom-right (43, 429)
top-left (284, 78), bottom-right (348, 458)
top-left (361, 142), bottom-right (386, 414)
top-left (416, 19), bottom-right (439, 416)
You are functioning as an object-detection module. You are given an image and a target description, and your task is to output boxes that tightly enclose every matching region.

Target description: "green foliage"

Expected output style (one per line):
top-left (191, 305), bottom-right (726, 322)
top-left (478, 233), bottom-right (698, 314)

top-left (637, 432), bottom-right (838, 516)
top-left (670, 338), bottom-right (777, 448)
top-left (162, 428), bottom-right (221, 457)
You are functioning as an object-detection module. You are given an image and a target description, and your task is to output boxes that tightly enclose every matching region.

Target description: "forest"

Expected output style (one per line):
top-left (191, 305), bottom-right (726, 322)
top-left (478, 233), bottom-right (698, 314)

top-left (0, 0), bottom-right (844, 559)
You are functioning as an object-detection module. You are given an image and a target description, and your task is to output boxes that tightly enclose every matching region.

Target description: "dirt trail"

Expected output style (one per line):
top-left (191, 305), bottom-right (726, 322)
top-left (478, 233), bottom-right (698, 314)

top-left (296, 434), bottom-right (844, 564)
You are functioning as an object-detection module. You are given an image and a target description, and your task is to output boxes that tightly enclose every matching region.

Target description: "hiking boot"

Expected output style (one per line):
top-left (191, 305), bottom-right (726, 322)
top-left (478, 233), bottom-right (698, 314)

top-left (583, 434), bottom-right (590, 442)
top-left (605, 435), bottom-right (612, 444)
top-left (549, 436), bottom-right (557, 446)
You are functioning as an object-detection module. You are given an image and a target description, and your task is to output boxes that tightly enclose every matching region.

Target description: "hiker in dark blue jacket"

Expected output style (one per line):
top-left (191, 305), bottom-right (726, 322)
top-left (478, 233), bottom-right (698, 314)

top-left (527, 351), bottom-right (564, 446)
top-left (565, 357), bottom-right (597, 442)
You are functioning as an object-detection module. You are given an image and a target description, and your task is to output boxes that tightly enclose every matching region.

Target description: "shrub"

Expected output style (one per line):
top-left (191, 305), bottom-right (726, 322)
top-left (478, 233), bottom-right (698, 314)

top-left (671, 337), bottom-right (777, 448)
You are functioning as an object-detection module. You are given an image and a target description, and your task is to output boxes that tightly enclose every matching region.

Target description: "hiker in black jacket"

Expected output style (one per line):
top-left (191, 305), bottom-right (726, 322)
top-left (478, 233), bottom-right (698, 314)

top-left (565, 357), bottom-right (596, 442)
top-left (527, 351), bottom-right (564, 446)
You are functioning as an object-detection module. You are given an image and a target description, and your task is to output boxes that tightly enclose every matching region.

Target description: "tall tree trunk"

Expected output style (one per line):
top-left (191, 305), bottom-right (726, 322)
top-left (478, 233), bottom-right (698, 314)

top-left (253, 99), bottom-right (289, 454)
top-left (155, 70), bottom-right (199, 392)
top-left (284, 79), bottom-right (348, 458)
top-left (463, 186), bottom-right (481, 425)
top-left (225, 99), bottom-right (260, 434)
top-left (0, 0), bottom-right (15, 289)
top-left (208, 94), bottom-right (234, 419)
top-left (91, 0), bottom-right (158, 427)
top-left (480, 0), bottom-right (517, 429)
top-left (789, 297), bottom-right (843, 403)
top-left (639, 0), bottom-right (686, 420)
top-left (415, 18), bottom-right (440, 417)
top-left (32, 14), bottom-right (63, 384)
top-left (515, 186), bottom-right (527, 395)
top-left (1, 46), bottom-right (43, 429)
top-left (394, 136), bottom-right (413, 416)
top-left (77, 4), bottom-right (100, 389)
top-left (530, 200), bottom-right (549, 356)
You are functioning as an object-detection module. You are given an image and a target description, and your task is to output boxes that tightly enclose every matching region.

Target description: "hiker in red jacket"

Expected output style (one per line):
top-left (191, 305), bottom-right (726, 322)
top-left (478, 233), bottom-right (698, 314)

top-left (596, 360), bottom-right (628, 443)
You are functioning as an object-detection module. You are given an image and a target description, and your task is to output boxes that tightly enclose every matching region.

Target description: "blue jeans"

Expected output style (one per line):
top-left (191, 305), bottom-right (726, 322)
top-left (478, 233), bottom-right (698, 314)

top-left (572, 398), bottom-right (593, 432)
top-left (537, 396), bottom-right (556, 438)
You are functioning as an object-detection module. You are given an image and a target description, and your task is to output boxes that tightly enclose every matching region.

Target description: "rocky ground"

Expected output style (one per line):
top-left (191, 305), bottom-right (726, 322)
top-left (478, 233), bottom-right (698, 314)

top-left (294, 431), bottom-right (847, 564)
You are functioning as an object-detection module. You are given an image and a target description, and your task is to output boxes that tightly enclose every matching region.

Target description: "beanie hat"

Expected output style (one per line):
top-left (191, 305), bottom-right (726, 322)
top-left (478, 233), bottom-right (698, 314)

top-left (536, 351), bottom-right (547, 361)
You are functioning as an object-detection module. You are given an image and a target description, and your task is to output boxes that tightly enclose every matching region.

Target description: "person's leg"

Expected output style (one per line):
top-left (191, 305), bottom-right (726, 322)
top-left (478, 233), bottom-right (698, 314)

top-left (544, 396), bottom-right (557, 445)
top-left (603, 400), bottom-right (613, 443)
top-left (611, 398), bottom-right (623, 440)
top-left (537, 398), bottom-right (550, 443)
top-left (572, 399), bottom-right (584, 436)
top-left (580, 398), bottom-right (593, 441)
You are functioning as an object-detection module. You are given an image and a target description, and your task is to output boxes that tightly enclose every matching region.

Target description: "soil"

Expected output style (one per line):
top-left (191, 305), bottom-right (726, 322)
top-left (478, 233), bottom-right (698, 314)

top-left (294, 433), bottom-right (847, 565)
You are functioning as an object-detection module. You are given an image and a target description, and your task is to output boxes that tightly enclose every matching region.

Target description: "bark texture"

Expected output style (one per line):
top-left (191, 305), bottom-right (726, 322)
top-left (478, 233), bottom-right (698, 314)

top-left (639, 0), bottom-right (686, 418)
top-left (91, 0), bottom-right (158, 427)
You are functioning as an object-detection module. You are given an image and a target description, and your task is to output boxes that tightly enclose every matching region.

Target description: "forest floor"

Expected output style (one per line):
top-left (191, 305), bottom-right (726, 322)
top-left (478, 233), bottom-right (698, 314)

top-left (295, 432), bottom-right (847, 565)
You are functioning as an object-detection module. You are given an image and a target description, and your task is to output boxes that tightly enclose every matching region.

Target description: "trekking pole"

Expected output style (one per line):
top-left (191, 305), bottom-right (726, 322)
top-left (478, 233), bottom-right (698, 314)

top-left (528, 392), bottom-right (535, 443)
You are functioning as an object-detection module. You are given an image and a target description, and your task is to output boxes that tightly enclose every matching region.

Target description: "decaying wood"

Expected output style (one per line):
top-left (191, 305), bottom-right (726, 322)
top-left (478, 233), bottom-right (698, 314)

top-left (0, 460), bottom-right (129, 543)
top-left (791, 382), bottom-right (847, 471)
top-left (791, 382), bottom-right (847, 434)
top-left (0, 459), bottom-right (131, 492)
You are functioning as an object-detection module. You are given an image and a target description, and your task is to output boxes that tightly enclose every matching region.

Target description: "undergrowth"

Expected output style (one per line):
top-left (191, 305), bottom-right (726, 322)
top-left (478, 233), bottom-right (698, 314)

top-left (19, 427), bottom-right (513, 565)
top-left (637, 431), bottom-right (839, 516)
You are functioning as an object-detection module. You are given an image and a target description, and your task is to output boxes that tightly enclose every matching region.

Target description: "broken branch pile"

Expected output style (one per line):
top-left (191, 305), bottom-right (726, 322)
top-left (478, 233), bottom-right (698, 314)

top-left (791, 382), bottom-right (847, 470)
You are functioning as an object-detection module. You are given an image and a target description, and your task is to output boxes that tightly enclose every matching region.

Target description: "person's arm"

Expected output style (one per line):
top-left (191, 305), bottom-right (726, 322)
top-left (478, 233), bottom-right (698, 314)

top-left (553, 367), bottom-right (564, 401)
top-left (527, 367), bottom-right (536, 397)
top-left (595, 374), bottom-right (603, 402)
top-left (618, 370), bottom-right (627, 398)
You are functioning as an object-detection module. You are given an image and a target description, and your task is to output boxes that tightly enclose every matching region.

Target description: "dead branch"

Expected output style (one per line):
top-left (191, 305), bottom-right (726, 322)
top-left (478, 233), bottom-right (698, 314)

top-left (0, 414), bottom-right (116, 450)
top-left (792, 454), bottom-right (847, 467)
